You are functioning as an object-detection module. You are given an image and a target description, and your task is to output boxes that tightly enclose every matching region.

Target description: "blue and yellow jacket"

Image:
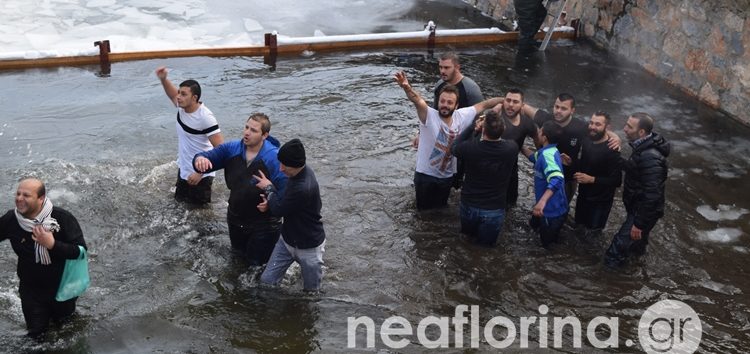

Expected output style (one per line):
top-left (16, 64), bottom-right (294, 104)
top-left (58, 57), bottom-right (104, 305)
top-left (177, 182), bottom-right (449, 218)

top-left (529, 144), bottom-right (569, 218)
top-left (194, 136), bottom-right (288, 228)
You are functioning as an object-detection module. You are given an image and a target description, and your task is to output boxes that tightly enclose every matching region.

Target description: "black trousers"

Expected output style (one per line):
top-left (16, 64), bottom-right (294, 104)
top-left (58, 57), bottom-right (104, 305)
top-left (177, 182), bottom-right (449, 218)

top-left (575, 198), bottom-right (614, 231)
top-left (228, 223), bottom-right (281, 266)
top-left (20, 285), bottom-right (77, 337)
top-left (175, 169), bottom-right (213, 204)
top-left (414, 172), bottom-right (453, 210)
top-left (514, 0), bottom-right (547, 44)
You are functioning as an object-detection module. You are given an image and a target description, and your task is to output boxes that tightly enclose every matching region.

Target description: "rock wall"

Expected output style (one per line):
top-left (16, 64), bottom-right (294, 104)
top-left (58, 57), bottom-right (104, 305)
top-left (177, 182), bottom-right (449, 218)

top-left (465, 0), bottom-right (750, 125)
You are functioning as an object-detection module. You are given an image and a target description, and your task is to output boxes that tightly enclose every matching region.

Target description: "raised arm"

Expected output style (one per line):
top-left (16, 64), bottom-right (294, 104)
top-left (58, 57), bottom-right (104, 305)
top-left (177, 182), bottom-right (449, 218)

top-left (394, 71), bottom-right (429, 124)
top-left (472, 97), bottom-right (504, 114)
top-left (521, 102), bottom-right (539, 119)
top-left (155, 66), bottom-right (178, 105)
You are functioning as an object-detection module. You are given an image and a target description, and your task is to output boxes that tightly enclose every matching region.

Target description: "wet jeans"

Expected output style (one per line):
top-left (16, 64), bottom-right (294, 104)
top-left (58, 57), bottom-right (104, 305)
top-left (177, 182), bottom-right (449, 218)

top-left (605, 213), bottom-right (655, 268)
top-left (260, 237), bottom-right (325, 291)
top-left (459, 202), bottom-right (506, 247)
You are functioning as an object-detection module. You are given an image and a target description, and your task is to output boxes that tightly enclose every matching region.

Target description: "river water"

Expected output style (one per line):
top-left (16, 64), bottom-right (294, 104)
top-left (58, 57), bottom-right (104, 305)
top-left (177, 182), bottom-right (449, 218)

top-left (1, 1), bottom-right (749, 353)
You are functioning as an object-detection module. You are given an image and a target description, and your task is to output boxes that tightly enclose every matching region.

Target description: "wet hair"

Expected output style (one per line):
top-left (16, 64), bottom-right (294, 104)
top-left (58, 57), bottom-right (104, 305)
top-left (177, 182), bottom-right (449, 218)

top-left (482, 110), bottom-right (505, 140)
top-left (179, 79), bottom-right (202, 101)
top-left (438, 84), bottom-right (461, 104)
top-left (556, 93), bottom-right (576, 108)
top-left (18, 177), bottom-right (45, 197)
top-left (593, 110), bottom-right (611, 124)
top-left (507, 88), bottom-right (525, 101)
top-left (630, 112), bottom-right (654, 134)
top-left (247, 112), bottom-right (271, 134)
top-left (439, 52), bottom-right (460, 66)
top-left (541, 120), bottom-right (564, 145)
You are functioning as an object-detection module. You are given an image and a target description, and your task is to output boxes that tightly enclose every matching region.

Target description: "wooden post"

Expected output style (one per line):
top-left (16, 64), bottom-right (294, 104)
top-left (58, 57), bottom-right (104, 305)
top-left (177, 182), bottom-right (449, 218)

top-left (426, 21), bottom-right (436, 51)
top-left (264, 32), bottom-right (278, 70)
top-left (94, 40), bottom-right (111, 75)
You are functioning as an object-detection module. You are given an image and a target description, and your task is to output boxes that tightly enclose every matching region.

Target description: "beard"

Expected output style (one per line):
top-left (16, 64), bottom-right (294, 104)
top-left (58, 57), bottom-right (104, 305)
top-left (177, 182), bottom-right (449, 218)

top-left (503, 107), bottom-right (521, 118)
top-left (589, 130), bottom-right (606, 141)
top-left (439, 107), bottom-right (455, 118)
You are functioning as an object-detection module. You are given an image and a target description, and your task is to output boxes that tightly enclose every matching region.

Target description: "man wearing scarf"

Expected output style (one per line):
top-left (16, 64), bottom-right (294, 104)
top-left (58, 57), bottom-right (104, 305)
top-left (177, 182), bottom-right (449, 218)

top-left (0, 178), bottom-right (87, 337)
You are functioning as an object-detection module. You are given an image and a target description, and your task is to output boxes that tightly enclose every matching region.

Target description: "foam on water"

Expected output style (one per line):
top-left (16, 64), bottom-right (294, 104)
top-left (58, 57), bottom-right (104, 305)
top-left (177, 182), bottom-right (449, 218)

top-left (698, 228), bottom-right (743, 243)
top-left (0, 0), bottom-right (418, 59)
top-left (696, 204), bottom-right (749, 221)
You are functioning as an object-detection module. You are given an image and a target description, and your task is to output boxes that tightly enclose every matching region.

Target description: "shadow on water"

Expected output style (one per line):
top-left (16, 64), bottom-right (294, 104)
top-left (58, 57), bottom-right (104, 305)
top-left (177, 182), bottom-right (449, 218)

top-left (1, 11), bottom-right (750, 354)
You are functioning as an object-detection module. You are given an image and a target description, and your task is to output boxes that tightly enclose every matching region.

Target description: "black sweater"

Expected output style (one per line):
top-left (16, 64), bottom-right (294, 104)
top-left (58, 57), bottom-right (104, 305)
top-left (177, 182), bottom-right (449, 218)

top-left (267, 166), bottom-right (325, 249)
top-left (0, 207), bottom-right (87, 298)
top-left (577, 138), bottom-right (622, 202)
top-left (452, 125), bottom-right (519, 210)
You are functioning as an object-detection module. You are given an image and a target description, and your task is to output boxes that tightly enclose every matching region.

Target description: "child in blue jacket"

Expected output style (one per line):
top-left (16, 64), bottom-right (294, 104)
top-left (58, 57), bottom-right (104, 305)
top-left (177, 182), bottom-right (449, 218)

top-left (522, 121), bottom-right (569, 248)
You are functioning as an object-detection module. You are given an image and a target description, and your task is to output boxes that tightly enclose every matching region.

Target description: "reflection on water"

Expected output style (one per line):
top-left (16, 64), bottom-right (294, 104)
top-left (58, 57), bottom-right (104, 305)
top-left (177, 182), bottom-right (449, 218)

top-left (1, 15), bottom-right (750, 354)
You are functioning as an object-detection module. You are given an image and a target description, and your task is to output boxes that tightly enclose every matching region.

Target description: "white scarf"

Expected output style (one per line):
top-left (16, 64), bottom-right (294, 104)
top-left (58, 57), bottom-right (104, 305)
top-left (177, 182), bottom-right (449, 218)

top-left (15, 197), bottom-right (60, 265)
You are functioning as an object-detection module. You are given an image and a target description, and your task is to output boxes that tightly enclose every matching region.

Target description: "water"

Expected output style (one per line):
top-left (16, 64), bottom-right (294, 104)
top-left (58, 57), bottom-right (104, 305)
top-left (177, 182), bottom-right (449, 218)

top-left (2, 1), bottom-right (750, 353)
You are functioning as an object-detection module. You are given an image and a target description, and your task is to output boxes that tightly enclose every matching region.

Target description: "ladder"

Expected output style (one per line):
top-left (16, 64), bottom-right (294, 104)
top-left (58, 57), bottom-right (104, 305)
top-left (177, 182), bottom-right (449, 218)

top-left (539, 0), bottom-right (568, 51)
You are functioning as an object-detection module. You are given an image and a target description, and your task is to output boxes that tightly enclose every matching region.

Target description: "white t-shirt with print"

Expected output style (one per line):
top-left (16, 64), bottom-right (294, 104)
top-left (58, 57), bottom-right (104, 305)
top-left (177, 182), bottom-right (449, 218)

top-left (176, 104), bottom-right (220, 180)
top-left (415, 106), bottom-right (476, 179)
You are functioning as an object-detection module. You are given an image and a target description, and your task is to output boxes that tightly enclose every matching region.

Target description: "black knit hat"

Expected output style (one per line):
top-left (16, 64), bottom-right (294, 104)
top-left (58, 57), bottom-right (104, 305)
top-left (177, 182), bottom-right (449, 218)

top-left (278, 138), bottom-right (306, 168)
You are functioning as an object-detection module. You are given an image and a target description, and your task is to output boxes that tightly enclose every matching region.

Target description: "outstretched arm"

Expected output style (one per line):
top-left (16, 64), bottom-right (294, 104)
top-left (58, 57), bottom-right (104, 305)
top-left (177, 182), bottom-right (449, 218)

top-left (155, 66), bottom-right (178, 105)
top-left (521, 102), bottom-right (539, 119)
top-left (472, 97), bottom-right (504, 114)
top-left (394, 71), bottom-right (429, 124)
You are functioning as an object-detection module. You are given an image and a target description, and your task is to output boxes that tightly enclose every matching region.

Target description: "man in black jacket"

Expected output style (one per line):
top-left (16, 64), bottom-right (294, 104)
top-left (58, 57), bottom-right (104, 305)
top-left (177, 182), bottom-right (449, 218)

top-left (605, 113), bottom-right (670, 267)
top-left (0, 177), bottom-right (87, 336)
top-left (254, 139), bottom-right (326, 291)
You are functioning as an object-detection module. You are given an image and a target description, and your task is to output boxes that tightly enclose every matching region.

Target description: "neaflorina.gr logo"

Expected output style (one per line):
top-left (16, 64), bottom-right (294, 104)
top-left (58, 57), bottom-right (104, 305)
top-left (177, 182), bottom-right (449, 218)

top-left (638, 299), bottom-right (702, 354)
top-left (347, 300), bottom-right (702, 352)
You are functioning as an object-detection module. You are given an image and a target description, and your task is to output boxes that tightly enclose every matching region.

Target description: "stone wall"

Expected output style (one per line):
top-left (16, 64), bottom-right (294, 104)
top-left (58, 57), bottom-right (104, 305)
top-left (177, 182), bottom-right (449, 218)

top-left (465, 0), bottom-right (750, 125)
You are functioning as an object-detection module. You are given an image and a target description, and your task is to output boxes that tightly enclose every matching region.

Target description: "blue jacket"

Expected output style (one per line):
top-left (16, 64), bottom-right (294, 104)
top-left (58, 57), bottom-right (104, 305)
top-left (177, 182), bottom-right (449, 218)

top-left (529, 144), bottom-right (569, 218)
top-left (194, 136), bottom-right (287, 228)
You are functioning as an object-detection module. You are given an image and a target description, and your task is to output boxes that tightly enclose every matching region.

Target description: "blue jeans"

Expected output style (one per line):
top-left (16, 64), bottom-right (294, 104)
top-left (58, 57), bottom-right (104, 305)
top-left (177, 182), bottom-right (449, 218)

top-left (459, 202), bottom-right (506, 247)
top-left (260, 237), bottom-right (325, 291)
top-left (605, 213), bottom-right (655, 268)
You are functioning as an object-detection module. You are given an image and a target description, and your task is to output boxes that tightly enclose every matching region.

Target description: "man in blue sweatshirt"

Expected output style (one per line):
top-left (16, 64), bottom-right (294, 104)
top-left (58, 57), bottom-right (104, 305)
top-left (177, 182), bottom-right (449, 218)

top-left (254, 139), bottom-right (326, 291)
top-left (193, 113), bottom-right (287, 266)
top-left (522, 121), bottom-right (569, 249)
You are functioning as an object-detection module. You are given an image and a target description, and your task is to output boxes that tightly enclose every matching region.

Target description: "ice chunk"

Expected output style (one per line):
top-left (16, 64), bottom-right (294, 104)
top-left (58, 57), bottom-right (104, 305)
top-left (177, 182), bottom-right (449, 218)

top-left (696, 204), bottom-right (749, 221)
top-left (698, 228), bottom-right (743, 243)
top-left (86, 0), bottom-right (116, 7)
top-left (716, 170), bottom-right (740, 179)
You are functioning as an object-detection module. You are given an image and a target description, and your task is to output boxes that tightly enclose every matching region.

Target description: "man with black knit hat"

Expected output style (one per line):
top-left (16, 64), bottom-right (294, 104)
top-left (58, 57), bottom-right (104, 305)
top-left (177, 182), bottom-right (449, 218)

top-left (254, 139), bottom-right (326, 291)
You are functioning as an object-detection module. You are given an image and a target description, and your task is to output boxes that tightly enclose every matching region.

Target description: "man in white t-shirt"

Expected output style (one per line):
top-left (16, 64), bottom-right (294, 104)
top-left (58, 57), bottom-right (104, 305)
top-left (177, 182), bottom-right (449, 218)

top-left (393, 71), bottom-right (503, 210)
top-left (156, 66), bottom-right (224, 204)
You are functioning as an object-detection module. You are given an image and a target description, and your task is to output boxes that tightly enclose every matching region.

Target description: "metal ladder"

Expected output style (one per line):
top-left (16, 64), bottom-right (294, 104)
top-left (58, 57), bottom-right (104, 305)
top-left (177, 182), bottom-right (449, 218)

top-left (538, 0), bottom-right (568, 51)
